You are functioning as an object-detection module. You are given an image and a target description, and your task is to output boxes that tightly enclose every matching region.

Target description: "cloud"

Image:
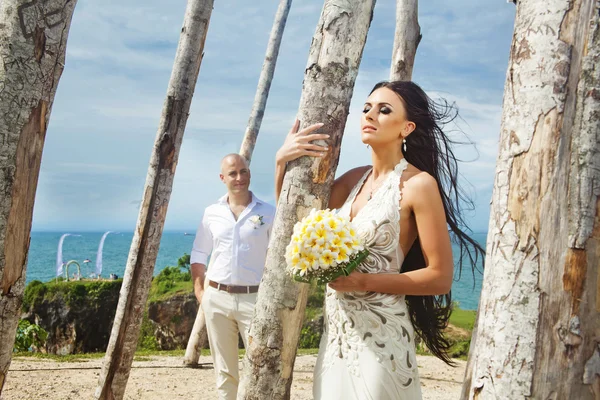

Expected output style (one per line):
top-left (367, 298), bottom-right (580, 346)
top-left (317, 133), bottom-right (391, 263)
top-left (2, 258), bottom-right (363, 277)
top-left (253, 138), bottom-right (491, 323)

top-left (32, 0), bottom-right (515, 233)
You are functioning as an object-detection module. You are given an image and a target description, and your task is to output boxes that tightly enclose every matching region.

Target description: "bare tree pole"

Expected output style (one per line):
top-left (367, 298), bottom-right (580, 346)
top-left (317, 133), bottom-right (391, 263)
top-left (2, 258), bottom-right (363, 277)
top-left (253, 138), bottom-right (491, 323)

top-left (182, 298), bottom-right (208, 366)
top-left (239, 0), bottom-right (292, 164)
top-left (183, 270), bottom-right (209, 366)
top-left (182, 0), bottom-right (293, 367)
top-left (462, 0), bottom-right (600, 399)
top-left (238, 1), bottom-right (376, 398)
top-left (0, 0), bottom-right (78, 394)
top-left (94, 1), bottom-right (214, 398)
top-left (389, 0), bottom-right (421, 81)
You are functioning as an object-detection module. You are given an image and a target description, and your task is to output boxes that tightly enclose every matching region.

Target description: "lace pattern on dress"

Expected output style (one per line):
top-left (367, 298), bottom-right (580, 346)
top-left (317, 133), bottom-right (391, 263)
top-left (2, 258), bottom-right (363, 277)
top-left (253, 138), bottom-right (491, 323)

top-left (321, 159), bottom-right (417, 387)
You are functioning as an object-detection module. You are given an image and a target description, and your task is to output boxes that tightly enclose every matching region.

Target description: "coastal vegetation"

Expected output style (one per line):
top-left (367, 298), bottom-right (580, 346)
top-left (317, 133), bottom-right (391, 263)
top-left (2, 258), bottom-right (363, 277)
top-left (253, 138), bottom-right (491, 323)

top-left (19, 254), bottom-right (474, 358)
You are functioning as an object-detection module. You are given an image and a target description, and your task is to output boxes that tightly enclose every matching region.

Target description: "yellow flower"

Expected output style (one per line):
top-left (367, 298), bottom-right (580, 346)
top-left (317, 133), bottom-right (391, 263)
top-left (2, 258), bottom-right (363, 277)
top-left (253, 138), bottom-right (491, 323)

top-left (331, 236), bottom-right (343, 248)
top-left (305, 235), bottom-right (319, 249)
top-left (288, 254), bottom-right (301, 269)
top-left (349, 238), bottom-right (364, 251)
top-left (313, 211), bottom-right (325, 223)
top-left (298, 259), bottom-right (311, 275)
top-left (312, 224), bottom-right (330, 245)
top-left (319, 249), bottom-right (337, 269)
top-left (348, 226), bottom-right (357, 238)
top-left (287, 243), bottom-right (301, 257)
top-left (301, 223), bottom-right (314, 236)
top-left (286, 207), bottom-right (367, 280)
top-left (324, 216), bottom-right (340, 232)
top-left (305, 252), bottom-right (318, 270)
top-left (310, 241), bottom-right (326, 254)
top-left (335, 246), bottom-right (350, 264)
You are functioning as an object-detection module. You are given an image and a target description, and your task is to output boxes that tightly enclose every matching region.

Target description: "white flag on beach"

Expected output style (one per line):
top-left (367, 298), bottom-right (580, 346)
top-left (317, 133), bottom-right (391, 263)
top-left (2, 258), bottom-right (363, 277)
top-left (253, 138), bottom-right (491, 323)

top-left (95, 231), bottom-right (117, 276)
top-left (56, 233), bottom-right (80, 276)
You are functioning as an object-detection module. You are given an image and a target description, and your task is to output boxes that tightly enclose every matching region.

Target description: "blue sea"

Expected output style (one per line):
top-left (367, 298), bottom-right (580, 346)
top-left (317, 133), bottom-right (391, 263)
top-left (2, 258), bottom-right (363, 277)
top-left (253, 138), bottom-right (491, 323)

top-left (26, 231), bottom-right (486, 310)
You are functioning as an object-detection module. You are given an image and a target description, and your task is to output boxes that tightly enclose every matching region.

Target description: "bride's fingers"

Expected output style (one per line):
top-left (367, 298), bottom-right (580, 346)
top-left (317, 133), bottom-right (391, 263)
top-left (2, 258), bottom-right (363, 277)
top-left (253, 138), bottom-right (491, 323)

top-left (301, 133), bottom-right (330, 143)
top-left (289, 118), bottom-right (300, 135)
top-left (298, 122), bottom-right (324, 136)
top-left (303, 150), bottom-right (327, 158)
top-left (301, 143), bottom-right (328, 152)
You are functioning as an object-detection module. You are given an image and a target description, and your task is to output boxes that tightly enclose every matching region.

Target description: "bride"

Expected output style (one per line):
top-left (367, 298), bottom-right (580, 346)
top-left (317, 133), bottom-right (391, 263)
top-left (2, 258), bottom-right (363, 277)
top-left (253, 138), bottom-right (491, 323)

top-left (275, 81), bottom-right (483, 399)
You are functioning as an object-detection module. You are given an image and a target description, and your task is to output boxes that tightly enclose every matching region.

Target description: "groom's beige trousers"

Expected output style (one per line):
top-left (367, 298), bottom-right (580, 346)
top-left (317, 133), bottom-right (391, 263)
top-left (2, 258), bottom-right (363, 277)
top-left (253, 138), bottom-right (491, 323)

top-left (201, 285), bottom-right (257, 400)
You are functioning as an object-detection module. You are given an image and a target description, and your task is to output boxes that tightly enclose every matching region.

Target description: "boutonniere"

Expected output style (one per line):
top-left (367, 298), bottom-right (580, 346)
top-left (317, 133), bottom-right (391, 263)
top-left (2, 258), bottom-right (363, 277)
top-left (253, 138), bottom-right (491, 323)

top-left (249, 215), bottom-right (265, 229)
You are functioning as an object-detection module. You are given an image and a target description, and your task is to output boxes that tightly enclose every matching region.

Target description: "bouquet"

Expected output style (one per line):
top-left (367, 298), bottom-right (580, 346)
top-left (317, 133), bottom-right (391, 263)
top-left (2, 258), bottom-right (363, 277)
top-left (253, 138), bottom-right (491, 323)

top-left (285, 209), bottom-right (369, 284)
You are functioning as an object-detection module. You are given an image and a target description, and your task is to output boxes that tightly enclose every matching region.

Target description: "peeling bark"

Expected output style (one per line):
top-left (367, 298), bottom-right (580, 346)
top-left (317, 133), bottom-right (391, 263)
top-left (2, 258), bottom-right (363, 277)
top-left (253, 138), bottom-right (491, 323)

top-left (0, 0), bottom-right (77, 395)
top-left (237, 1), bottom-right (376, 399)
top-left (94, 1), bottom-right (213, 399)
top-left (462, 1), bottom-right (600, 399)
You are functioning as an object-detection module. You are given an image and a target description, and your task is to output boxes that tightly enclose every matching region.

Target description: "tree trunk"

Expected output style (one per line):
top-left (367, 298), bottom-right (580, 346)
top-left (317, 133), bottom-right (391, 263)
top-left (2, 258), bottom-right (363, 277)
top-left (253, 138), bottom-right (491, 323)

top-left (239, 0), bottom-right (292, 163)
top-left (0, 0), bottom-right (77, 394)
top-left (389, 0), bottom-right (420, 81)
top-left (462, 1), bottom-right (600, 399)
top-left (182, 275), bottom-right (209, 366)
top-left (94, 1), bottom-right (213, 398)
top-left (182, 302), bottom-right (208, 366)
top-left (237, 1), bottom-right (376, 398)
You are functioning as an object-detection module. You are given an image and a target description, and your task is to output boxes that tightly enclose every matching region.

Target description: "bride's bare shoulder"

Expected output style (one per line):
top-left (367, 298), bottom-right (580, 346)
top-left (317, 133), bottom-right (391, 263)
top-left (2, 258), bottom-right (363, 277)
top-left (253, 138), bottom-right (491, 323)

top-left (402, 165), bottom-right (441, 210)
top-left (329, 166), bottom-right (371, 209)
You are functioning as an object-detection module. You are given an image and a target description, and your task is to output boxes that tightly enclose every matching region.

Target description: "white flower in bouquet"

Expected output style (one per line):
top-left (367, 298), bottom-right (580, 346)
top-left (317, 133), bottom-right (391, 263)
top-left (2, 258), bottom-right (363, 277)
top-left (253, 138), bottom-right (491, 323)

top-left (286, 209), bottom-right (369, 284)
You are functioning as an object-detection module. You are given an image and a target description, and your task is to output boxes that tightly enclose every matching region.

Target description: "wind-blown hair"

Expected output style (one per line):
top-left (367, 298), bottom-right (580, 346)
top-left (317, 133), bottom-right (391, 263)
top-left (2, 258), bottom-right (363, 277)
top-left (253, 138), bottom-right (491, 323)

top-left (370, 81), bottom-right (485, 365)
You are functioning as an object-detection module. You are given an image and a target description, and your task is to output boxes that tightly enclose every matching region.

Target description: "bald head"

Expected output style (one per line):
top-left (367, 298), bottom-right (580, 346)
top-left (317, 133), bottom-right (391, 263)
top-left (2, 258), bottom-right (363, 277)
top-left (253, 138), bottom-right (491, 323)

top-left (220, 153), bottom-right (249, 173)
top-left (220, 153), bottom-right (251, 195)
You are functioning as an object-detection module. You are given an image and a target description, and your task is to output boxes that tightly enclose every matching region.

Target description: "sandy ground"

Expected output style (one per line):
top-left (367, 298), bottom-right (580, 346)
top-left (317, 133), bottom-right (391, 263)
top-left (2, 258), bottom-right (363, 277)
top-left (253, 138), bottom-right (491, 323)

top-left (2, 354), bottom-right (465, 399)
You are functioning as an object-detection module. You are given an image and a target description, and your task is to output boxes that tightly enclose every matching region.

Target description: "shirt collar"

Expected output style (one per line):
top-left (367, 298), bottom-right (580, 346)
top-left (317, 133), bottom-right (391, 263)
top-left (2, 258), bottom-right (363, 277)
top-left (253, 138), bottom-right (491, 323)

top-left (217, 192), bottom-right (263, 206)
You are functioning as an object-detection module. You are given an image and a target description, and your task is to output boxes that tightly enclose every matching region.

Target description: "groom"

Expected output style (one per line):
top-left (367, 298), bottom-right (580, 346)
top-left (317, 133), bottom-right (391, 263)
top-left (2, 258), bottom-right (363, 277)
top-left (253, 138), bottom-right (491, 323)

top-left (190, 153), bottom-right (275, 400)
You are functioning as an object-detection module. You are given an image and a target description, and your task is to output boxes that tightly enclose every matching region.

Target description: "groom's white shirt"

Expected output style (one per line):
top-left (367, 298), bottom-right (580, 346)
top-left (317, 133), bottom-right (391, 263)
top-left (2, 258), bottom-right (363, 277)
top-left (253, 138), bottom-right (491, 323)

top-left (190, 192), bottom-right (275, 286)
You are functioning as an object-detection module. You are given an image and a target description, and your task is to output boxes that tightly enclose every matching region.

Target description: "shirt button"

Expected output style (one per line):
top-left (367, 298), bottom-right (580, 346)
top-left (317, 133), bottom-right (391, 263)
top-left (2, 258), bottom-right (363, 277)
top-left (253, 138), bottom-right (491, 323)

top-left (240, 244), bottom-right (250, 251)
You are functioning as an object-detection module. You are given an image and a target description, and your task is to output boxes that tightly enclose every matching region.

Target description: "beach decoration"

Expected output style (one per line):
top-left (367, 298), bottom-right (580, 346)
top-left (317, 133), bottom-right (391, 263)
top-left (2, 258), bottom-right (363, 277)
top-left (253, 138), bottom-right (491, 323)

top-left (56, 234), bottom-right (80, 276)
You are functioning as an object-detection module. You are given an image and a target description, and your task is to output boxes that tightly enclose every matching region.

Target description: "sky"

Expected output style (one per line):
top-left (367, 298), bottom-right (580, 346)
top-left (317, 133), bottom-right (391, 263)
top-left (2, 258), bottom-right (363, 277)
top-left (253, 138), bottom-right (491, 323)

top-left (31, 0), bottom-right (516, 233)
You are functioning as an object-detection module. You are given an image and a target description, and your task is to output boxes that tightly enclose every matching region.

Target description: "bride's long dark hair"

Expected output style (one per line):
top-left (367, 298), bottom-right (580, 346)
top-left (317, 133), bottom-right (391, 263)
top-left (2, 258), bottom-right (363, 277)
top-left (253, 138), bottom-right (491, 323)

top-left (370, 81), bottom-right (485, 365)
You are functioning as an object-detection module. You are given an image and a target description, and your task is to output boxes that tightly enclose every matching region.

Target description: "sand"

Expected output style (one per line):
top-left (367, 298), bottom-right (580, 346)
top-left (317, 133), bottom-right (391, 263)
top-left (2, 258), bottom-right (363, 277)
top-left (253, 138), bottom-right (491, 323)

top-left (2, 354), bottom-right (465, 399)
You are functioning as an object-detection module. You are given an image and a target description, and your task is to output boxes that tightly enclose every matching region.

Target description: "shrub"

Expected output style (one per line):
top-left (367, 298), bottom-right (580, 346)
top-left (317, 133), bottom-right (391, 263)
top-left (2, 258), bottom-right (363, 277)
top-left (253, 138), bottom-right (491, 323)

top-left (14, 320), bottom-right (48, 352)
top-left (299, 326), bottom-right (321, 349)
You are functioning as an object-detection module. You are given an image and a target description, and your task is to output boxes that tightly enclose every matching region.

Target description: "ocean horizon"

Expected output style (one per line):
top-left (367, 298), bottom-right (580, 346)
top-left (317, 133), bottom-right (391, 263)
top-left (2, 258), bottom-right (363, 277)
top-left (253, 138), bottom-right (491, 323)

top-left (26, 230), bottom-right (486, 310)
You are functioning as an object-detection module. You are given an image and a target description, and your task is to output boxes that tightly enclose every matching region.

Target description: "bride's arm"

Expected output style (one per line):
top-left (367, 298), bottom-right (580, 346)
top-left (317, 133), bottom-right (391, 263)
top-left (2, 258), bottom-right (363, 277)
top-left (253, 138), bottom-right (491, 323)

top-left (275, 119), bottom-right (329, 203)
top-left (329, 173), bottom-right (454, 295)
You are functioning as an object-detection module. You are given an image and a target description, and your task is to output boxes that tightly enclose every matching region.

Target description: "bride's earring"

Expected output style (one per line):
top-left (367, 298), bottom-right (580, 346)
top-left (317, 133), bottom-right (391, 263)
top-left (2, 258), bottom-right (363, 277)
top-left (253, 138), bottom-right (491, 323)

top-left (402, 138), bottom-right (407, 153)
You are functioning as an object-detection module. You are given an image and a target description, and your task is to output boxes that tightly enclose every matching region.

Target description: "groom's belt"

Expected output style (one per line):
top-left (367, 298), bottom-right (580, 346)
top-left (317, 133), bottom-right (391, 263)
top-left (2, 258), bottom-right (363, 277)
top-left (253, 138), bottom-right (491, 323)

top-left (209, 280), bottom-right (259, 294)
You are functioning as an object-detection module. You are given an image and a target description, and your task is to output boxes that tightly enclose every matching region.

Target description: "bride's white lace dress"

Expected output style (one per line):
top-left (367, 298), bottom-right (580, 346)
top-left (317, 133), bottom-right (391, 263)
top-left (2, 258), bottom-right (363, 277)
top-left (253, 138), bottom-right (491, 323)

top-left (313, 159), bottom-right (422, 399)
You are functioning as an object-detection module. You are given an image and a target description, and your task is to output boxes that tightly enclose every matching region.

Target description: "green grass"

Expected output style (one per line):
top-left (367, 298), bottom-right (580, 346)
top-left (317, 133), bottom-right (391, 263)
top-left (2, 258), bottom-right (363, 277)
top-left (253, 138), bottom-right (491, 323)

top-left (449, 308), bottom-right (477, 331)
top-left (147, 281), bottom-right (193, 303)
top-left (12, 352), bottom-right (105, 362)
top-left (134, 349), bottom-right (186, 357)
top-left (13, 349), bottom-right (188, 362)
top-left (13, 348), bottom-right (318, 363)
top-left (304, 307), bottom-right (322, 321)
top-left (22, 279), bottom-right (122, 311)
